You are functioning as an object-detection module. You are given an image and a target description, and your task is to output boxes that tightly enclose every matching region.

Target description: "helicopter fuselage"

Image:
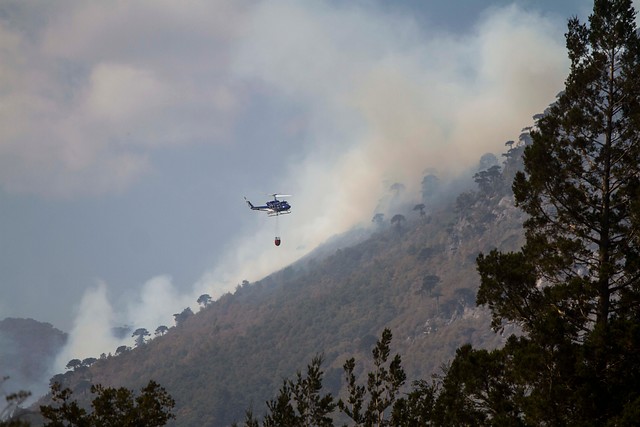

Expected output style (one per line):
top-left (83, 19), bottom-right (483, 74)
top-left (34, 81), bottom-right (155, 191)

top-left (245, 197), bottom-right (291, 216)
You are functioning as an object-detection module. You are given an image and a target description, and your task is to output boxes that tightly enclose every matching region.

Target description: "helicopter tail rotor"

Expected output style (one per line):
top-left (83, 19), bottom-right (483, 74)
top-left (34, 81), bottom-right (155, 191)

top-left (244, 197), bottom-right (256, 209)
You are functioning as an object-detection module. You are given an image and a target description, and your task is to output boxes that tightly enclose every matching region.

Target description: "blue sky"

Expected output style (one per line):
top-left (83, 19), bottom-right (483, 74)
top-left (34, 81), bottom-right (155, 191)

top-left (0, 0), bottom-right (603, 364)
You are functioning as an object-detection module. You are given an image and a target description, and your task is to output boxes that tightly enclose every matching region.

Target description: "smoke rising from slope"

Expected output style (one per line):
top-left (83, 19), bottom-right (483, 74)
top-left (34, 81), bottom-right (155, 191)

top-left (53, 278), bottom-right (192, 372)
top-left (54, 282), bottom-right (118, 370)
top-left (54, 0), bottom-right (572, 375)
top-left (196, 1), bottom-right (568, 287)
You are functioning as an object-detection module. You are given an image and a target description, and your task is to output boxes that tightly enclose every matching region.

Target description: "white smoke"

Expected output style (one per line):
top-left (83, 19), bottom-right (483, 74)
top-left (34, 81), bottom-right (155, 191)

top-left (53, 281), bottom-right (119, 370)
top-left (193, 1), bottom-right (569, 291)
top-left (53, 277), bottom-right (192, 372)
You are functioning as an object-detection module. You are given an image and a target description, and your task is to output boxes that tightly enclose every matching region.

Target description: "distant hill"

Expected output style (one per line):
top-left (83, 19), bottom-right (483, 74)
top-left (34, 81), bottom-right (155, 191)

top-left (0, 318), bottom-right (67, 399)
top-left (38, 140), bottom-right (529, 426)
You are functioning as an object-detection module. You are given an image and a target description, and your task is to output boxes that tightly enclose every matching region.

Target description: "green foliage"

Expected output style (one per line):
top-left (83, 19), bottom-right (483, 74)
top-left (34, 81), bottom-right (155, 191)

top-left (365, 329), bottom-right (406, 425)
top-left (390, 379), bottom-right (438, 426)
top-left (337, 328), bottom-right (406, 426)
top-left (39, 383), bottom-right (88, 426)
top-left (475, 250), bottom-right (540, 333)
top-left (154, 326), bottom-right (168, 337)
top-left (460, 0), bottom-right (640, 424)
top-left (65, 360), bottom-right (82, 371)
top-left (0, 419), bottom-right (30, 427)
top-left (39, 380), bottom-right (175, 427)
top-left (197, 294), bottom-right (212, 308)
top-left (244, 328), bottom-right (429, 426)
top-left (473, 165), bottom-right (504, 197)
top-left (338, 358), bottom-right (365, 424)
top-left (433, 344), bottom-right (526, 426)
top-left (252, 355), bottom-right (335, 427)
top-left (131, 328), bottom-right (151, 348)
top-left (172, 307), bottom-right (193, 326)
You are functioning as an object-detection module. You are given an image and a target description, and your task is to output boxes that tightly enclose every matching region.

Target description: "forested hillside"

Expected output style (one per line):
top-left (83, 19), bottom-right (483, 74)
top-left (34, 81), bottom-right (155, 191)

top-left (43, 135), bottom-right (530, 426)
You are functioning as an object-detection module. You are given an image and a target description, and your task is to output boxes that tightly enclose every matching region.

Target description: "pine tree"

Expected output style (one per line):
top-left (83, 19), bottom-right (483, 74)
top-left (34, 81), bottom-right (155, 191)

top-left (40, 380), bottom-right (175, 426)
top-left (259, 355), bottom-right (335, 427)
top-left (338, 329), bottom-right (406, 427)
top-left (470, 0), bottom-right (640, 423)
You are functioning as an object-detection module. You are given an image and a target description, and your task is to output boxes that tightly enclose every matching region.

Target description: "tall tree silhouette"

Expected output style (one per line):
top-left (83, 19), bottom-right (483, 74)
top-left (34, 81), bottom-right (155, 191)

top-left (132, 328), bottom-right (150, 347)
top-left (40, 381), bottom-right (175, 426)
top-left (466, 0), bottom-right (640, 423)
top-left (338, 329), bottom-right (406, 426)
top-left (390, 214), bottom-right (406, 231)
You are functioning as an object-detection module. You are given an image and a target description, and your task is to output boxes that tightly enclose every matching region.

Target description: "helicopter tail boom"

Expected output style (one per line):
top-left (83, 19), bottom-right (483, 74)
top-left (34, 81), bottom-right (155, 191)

top-left (244, 197), bottom-right (257, 210)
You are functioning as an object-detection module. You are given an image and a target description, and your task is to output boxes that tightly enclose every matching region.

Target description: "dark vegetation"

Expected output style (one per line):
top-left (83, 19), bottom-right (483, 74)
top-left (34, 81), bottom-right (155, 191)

top-left (38, 381), bottom-right (175, 427)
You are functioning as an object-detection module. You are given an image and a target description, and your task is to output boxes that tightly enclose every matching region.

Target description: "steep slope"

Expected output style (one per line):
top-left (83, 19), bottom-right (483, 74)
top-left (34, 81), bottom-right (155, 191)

top-left (44, 145), bottom-right (528, 426)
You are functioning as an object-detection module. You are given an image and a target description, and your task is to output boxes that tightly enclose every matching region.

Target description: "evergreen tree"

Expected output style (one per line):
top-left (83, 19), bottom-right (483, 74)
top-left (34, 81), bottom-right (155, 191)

top-left (390, 215), bottom-right (406, 231)
top-left (338, 329), bottom-right (406, 426)
top-left (154, 325), bottom-right (169, 337)
top-left (197, 294), bottom-right (212, 308)
top-left (245, 330), bottom-right (411, 426)
top-left (173, 307), bottom-right (194, 326)
top-left (40, 380), bottom-right (175, 426)
top-left (432, 344), bottom-right (525, 426)
top-left (466, 0), bottom-right (640, 423)
top-left (256, 355), bottom-right (334, 427)
top-left (389, 379), bottom-right (438, 427)
top-left (290, 355), bottom-right (335, 427)
top-left (131, 328), bottom-right (151, 347)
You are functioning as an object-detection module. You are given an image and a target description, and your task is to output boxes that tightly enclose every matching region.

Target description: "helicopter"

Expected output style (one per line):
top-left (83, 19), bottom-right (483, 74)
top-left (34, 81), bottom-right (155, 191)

top-left (244, 194), bottom-right (292, 246)
top-left (244, 194), bottom-right (292, 217)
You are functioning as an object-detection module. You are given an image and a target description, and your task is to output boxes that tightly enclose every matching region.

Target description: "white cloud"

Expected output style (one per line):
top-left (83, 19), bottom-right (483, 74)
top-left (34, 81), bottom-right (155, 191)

top-left (0, 0), bottom-right (573, 201)
top-left (0, 0), bottom-right (248, 197)
top-left (85, 64), bottom-right (174, 124)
